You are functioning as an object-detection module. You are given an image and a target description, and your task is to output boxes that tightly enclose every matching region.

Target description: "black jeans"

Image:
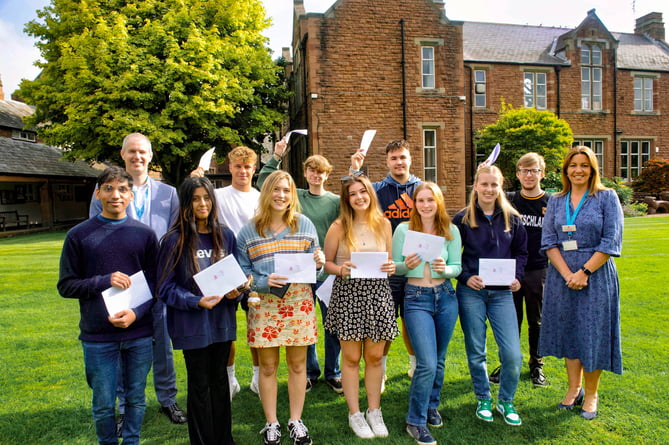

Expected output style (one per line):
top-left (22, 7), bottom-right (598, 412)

top-left (183, 342), bottom-right (235, 445)
top-left (513, 267), bottom-right (546, 369)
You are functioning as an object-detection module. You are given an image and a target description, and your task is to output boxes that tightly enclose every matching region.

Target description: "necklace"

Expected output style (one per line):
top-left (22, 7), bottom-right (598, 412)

top-left (270, 222), bottom-right (286, 237)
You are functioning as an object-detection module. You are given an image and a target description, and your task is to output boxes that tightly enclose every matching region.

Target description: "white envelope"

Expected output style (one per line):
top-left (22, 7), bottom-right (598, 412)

top-left (350, 252), bottom-right (388, 279)
top-left (102, 271), bottom-right (152, 317)
top-left (479, 258), bottom-right (516, 286)
top-left (401, 230), bottom-right (444, 262)
top-left (198, 147), bottom-right (215, 170)
top-left (315, 274), bottom-right (335, 307)
top-left (286, 129), bottom-right (308, 144)
top-left (193, 254), bottom-right (248, 297)
top-left (359, 129), bottom-right (376, 155)
top-left (274, 253), bottom-right (317, 284)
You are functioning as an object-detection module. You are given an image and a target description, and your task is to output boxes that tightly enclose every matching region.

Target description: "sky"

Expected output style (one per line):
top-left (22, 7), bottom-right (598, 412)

top-left (1, 0), bottom-right (667, 98)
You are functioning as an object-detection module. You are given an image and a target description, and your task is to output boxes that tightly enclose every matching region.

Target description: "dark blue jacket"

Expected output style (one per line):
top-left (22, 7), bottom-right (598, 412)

top-left (452, 204), bottom-right (528, 290)
top-left (158, 227), bottom-right (239, 350)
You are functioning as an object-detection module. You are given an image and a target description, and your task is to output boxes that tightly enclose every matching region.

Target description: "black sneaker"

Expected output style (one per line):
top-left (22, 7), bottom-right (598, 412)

top-left (325, 377), bottom-right (344, 394)
top-left (531, 367), bottom-right (548, 387)
top-left (288, 419), bottom-right (312, 445)
top-left (406, 424), bottom-right (436, 445)
top-left (260, 422), bottom-right (281, 445)
top-left (116, 414), bottom-right (124, 438)
top-left (426, 408), bottom-right (443, 428)
top-left (159, 403), bottom-right (187, 424)
top-left (488, 366), bottom-right (501, 385)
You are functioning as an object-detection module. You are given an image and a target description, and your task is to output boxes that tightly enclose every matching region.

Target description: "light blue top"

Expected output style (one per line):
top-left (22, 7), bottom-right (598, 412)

top-left (392, 222), bottom-right (462, 279)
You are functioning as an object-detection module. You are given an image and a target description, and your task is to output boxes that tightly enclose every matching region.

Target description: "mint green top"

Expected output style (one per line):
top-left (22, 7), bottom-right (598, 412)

top-left (258, 156), bottom-right (340, 247)
top-left (392, 222), bottom-right (463, 279)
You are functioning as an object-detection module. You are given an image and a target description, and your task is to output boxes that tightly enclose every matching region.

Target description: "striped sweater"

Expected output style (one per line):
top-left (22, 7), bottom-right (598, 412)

top-left (236, 213), bottom-right (319, 293)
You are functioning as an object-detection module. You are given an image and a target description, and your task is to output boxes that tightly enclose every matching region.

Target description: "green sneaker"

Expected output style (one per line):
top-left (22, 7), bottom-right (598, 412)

top-left (476, 398), bottom-right (494, 422)
top-left (496, 401), bottom-right (522, 426)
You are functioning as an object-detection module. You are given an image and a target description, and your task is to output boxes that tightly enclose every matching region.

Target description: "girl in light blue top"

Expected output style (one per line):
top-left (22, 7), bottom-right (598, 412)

top-left (392, 182), bottom-right (462, 445)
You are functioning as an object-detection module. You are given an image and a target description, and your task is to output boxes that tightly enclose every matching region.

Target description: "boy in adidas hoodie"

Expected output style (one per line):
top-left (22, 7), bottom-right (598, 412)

top-left (350, 139), bottom-right (422, 380)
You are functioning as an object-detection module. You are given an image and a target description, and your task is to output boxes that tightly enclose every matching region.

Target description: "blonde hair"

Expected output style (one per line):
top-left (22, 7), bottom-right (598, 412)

top-left (558, 146), bottom-right (608, 197)
top-left (462, 165), bottom-right (519, 232)
top-left (408, 182), bottom-right (453, 240)
top-left (228, 146), bottom-right (257, 165)
top-left (254, 171), bottom-right (301, 237)
top-left (516, 152), bottom-right (546, 171)
top-left (303, 155), bottom-right (333, 175)
top-left (338, 176), bottom-right (386, 251)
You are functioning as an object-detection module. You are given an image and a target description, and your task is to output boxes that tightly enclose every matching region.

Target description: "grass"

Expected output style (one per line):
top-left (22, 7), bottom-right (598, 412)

top-left (0, 216), bottom-right (668, 444)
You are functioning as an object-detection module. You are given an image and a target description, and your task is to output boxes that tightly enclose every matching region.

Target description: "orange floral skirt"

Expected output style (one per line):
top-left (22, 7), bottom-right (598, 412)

top-left (247, 283), bottom-right (318, 348)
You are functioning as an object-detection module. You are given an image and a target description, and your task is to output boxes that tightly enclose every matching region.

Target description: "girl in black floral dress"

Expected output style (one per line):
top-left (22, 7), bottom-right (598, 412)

top-left (324, 175), bottom-right (398, 439)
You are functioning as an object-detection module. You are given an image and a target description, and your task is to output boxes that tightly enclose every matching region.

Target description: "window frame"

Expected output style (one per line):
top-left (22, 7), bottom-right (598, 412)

top-left (633, 76), bottom-right (653, 112)
top-left (422, 128), bottom-right (437, 183)
top-left (474, 70), bottom-right (486, 108)
top-left (580, 44), bottom-right (603, 111)
top-left (619, 140), bottom-right (651, 180)
top-left (523, 71), bottom-right (547, 109)
top-left (572, 140), bottom-right (604, 174)
top-left (421, 46), bottom-right (435, 89)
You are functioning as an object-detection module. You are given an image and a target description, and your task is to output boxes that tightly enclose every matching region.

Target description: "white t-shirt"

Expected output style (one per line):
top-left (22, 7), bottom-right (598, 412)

top-left (214, 185), bottom-right (260, 235)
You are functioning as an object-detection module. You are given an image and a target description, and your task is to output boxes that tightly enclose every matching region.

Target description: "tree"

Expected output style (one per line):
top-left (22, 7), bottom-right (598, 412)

top-left (18, 0), bottom-right (289, 185)
top-left (476, 102), bottom-right (573, 187)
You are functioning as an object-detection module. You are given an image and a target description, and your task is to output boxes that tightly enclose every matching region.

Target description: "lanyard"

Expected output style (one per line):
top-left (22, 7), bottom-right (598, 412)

top-left (565, 191), bottom-right (587, 236)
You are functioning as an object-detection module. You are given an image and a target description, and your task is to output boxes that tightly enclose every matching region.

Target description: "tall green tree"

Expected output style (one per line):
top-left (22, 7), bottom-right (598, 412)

top-left (18, 0), bottom-right (288, 185)
top-left (476, 102), bottom-right (573, 187)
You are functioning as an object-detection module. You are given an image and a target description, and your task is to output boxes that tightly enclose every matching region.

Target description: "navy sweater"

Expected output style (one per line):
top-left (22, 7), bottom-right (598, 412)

top-left (157, 227), bottom-right (238, 350)
top-left (373, 173), bottom-right (422, 232)
top-left (452, 204), bottom-right (528, 290)
top-left (57, 216), bottom-right (158, 342)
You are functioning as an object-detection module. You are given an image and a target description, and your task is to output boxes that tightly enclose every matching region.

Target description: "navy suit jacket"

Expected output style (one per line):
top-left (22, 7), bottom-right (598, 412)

top-left (89, 177), bottom-right (179, 239)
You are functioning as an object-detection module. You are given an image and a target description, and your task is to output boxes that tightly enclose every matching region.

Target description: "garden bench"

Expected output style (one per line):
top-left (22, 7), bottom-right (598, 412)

top-left (0, 211), bottom-right (29, 230)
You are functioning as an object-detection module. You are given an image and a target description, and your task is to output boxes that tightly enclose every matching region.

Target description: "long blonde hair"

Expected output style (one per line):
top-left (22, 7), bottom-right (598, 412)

top-left (408, 182), bottom-right (453, 240)
top-left (254, 170), bottom-right (301, 237)
top-left (462, 165), bottom-right (518, 232)
top-left (338, 176), bottom-right (386, 251)
top-left (558, 146), bottom-right (608, 197)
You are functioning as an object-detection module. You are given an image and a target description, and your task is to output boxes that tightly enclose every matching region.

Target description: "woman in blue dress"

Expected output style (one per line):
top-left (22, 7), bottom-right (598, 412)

top-left (539, 146), bottom-right (623, 420)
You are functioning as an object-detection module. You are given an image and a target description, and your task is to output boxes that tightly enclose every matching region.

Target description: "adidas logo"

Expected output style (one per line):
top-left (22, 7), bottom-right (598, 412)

top-left (384, 193), bottom-right (414, 219)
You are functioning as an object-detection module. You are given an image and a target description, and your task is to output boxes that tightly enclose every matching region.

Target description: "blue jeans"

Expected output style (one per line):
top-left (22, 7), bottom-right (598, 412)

top-left (404, 282), bottom-right (458, 426)
top-left (456, 285), bottom-right (522, 403)
top-left (117, 300), bottom-right (178, 412)
top-left (82, 336), bottom-right (153, 445)
top-left (307, 282), bottom-right (341, 380)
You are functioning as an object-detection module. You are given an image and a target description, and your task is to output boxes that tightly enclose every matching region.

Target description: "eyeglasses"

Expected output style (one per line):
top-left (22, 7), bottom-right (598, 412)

top-left (517, 168), bottom-right (543, 176)
top-left (340, 170), bottom-right (365, 182)
top-left (100, 184), bottom-right (132, 194)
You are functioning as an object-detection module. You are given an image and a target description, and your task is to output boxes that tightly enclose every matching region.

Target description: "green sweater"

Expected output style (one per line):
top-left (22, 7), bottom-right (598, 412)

top-left (258, 156), bottom-right (340, 246)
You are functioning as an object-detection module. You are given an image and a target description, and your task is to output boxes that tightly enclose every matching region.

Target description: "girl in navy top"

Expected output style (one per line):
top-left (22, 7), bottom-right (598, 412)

top-left (158, 177), bottom-right (247, 445)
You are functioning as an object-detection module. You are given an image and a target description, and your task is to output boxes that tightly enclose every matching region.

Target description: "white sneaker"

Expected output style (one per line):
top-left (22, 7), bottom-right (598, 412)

top-left (348, 411), bottom-right (374, 439)
top-left (365, 408), bottom-right (389, 437)
top-left (250, 378), bottom-right (261, 400)
top-left (229, 377), bottom-right (240, 400)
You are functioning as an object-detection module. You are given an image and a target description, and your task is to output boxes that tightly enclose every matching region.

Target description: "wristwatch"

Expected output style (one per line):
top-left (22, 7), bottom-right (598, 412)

top-left (581, 266), bottom-right (593, 276)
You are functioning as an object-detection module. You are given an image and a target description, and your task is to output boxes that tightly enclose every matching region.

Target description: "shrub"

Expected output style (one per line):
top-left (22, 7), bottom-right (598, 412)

top-left (623, 202), bottom-right (648, 217)
top-left (632, 159), bottom-right (669, 195)
top-left (602, 176), bottom-right (633, 205)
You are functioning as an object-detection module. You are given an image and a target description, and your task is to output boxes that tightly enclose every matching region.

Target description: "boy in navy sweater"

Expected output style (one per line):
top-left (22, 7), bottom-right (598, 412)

top-left (58, 166), bottom-right (158, 445)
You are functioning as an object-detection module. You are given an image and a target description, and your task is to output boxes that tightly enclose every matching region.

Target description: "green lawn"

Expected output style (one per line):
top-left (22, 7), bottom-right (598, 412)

top-left (1, 216), bottom-right (668, 444)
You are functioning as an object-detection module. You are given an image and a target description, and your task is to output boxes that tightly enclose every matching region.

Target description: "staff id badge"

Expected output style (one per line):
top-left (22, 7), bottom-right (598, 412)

top-left (562, 225), bottom-right (576, 232)
top-left (562, 240), bottom-right (578, 251)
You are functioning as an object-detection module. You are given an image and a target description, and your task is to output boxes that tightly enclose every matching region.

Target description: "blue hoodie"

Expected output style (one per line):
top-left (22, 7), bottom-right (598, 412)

top-left (372, 173), bottom-right (422, 232)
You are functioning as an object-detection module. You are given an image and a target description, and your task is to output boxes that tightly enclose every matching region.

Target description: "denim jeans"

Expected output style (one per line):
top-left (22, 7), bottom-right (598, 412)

top-left (404, 282), bottom-right (458, 426)
top-left (307, 282), bottom-right (341, 380)
top-left (82, 336), bottom-right (153, 445)
top-left (117, 300), bottom-right (177, 412)
top-left (456, 285), bottom-right (522, 402)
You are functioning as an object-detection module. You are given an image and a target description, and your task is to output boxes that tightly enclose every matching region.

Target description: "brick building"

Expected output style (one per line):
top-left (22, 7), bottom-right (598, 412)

top-left (287, 1), bottom-right (668, 209)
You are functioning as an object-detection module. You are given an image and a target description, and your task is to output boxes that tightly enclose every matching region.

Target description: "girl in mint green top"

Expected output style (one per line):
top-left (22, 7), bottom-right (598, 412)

top-left (391, 182), bottom-right (462, 436)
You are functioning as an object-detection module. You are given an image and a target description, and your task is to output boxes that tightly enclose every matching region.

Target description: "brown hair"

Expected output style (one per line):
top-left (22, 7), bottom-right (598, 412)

top-left (338, 175), bottom-right (386, 251)
top-left (228, 146), bottom-right (257, 165)
top-left (408, 182), bottom-right (454, 239)
top-left (558, 146), bottom-right (608, 196)
top-left (303, 155), bottom-right (333, 175)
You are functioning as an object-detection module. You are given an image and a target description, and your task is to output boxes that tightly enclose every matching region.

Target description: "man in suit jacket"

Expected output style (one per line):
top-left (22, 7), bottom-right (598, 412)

top-left (90, 133), bottom-right (186, 429)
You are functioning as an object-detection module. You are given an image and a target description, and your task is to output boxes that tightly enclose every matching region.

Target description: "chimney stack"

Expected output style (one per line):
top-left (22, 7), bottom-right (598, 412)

top-left (635, 12), bottom-right (665, 42)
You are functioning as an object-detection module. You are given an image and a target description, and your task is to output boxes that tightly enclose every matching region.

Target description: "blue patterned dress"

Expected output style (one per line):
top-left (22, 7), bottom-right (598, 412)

top-left (538, 189), bottom-right (623, 374)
